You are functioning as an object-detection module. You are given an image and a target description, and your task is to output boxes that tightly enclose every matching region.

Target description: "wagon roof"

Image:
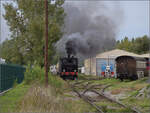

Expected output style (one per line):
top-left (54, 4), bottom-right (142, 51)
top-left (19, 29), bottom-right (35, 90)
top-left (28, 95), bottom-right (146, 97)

top-left (116, 55), bottom-right (146, 61)
top-left (96, 49), bottom-right (143, 59)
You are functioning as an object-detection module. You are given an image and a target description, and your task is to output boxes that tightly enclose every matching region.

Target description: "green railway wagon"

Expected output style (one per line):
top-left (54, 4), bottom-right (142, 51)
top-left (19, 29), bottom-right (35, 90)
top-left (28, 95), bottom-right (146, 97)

top-left (0, 64), bottom-right (25, 92)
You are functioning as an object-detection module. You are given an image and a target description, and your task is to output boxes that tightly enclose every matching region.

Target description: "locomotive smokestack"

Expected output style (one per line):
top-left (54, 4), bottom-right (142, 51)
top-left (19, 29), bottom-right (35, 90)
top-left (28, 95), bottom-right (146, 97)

top-left (65, 40), bottom-right (76, 58)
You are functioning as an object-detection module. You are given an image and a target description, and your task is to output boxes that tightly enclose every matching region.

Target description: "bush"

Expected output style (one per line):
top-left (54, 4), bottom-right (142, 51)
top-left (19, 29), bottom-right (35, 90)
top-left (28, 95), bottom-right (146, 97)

top-left (24, 63), bottom-right (45, 84)
top-left (13, 78), bottom-right (18, 88)
top-left (48, 73), bottom-right (66, 89)
top-left (24, 64), bottom-right (66, 90)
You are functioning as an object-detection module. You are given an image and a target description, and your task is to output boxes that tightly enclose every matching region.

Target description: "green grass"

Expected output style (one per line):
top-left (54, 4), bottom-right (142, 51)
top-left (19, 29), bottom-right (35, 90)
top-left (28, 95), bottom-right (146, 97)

top-left (63, 99), bottom-right (96, 113)
top-left (0, 66), bottom-right (89, 113)
top-left (122, 97), bottom-right (150, 113)
top-left (78, 76), bottom-right (150, 113)
top-left (93, 77), bottom-right (148, 92)
top-left (1, 70), bottom-right (149, 113)
top-left (96, 101), bottom-right (132, 113)
top-left (0, 69), bottom-right (93, 113)
top-left (0, 76), bottom-right (93, 113)
top-left (17, 84), bottom-right (95, 113)
top-left (0, 83), bottom-right (30, 112)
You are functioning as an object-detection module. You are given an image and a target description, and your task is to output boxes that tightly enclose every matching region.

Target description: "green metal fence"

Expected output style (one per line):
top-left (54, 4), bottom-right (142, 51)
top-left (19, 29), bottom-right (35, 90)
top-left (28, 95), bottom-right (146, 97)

top-left (0, 64), bottom-right (25, 93)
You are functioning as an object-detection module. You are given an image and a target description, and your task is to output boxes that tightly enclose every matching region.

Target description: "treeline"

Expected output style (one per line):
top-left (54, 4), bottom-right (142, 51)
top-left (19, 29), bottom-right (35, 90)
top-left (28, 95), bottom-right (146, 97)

top-left (1, 34), bottom-right (149, 66)
top-left (0, 0), bottom-right (65, 66)
top-left (116, 35), bottom-right (150, 54)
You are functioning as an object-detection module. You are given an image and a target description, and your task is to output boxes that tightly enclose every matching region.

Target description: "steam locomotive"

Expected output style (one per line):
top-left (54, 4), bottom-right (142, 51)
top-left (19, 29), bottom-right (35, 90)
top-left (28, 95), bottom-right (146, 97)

top-left (59, 55), bottom-right (78, 80)
top-left (58, 40), bottom-right (78, 80)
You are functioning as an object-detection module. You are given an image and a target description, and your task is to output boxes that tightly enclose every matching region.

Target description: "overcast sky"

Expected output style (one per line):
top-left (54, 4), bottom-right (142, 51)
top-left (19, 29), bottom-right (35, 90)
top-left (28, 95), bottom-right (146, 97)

top-left (0, 1), bottom-right (149, 42)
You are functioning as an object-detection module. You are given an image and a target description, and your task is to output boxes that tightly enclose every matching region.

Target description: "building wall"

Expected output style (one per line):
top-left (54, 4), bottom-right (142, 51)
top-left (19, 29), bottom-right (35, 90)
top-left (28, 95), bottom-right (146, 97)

top-left (91, 57), bottom-right (96, 75)
top-left (84, 58), bottom-right (90, 75)
top-left (96, 58), bottom-right (116, 77)
top-left (84, 57), bottom-right (96, 75)
top-left (84, 57), bottom-right (116, 77)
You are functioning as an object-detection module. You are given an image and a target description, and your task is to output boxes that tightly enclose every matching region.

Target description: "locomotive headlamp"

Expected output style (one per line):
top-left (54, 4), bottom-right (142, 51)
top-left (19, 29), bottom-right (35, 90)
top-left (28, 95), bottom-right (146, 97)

top-left (74, 70), bottom-right (76, 72)
top-left (63, 69), bottom-right (65, 72)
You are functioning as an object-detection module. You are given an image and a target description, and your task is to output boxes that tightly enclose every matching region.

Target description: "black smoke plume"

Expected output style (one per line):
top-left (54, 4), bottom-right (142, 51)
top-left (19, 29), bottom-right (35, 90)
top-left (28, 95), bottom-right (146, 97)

top-left (56, 1), bottom-right (124, 58)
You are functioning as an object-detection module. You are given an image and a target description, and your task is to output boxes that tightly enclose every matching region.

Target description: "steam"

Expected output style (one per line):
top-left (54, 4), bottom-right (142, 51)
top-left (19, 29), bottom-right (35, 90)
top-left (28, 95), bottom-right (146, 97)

top-left (56, 1), bottom-right (124, 58)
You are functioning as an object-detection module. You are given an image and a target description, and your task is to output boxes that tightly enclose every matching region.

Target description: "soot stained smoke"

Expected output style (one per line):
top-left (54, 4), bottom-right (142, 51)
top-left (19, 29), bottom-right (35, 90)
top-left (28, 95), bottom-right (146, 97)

top-left (56, 1), bottom-right (123, 58)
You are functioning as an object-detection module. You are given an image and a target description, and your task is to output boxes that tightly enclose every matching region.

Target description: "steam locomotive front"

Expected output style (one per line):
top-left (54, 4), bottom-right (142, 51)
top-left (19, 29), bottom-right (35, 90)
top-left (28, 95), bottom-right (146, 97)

top-left (60, 57), bottom-right (78, 80)
top-left (59, 40), bottom-right (78, 80)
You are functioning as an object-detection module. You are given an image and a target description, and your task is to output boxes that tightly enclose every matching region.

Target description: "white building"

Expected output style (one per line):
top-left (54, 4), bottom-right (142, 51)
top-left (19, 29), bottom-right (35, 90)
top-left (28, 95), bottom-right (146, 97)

top-left (0, 58), bottom-right (5, 64)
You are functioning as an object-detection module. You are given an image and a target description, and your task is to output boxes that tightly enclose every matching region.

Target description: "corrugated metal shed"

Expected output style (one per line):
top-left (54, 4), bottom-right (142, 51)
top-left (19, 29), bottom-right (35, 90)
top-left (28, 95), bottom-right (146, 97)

top-left (84, 49), bottom-right (144, 76)
top-left (96, 49), bottom-right (142, 58)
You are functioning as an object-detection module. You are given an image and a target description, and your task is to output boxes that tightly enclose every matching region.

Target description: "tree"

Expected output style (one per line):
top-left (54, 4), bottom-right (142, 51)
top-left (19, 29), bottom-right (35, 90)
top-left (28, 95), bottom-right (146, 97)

top-left (116, 35), bottom-right (150, 54)
top-left (116, 37), bottom-right (132, 52)
top-left (133, 35), bottom-right (150, 54)
top-left (2, 0), bottom-right (65, 66)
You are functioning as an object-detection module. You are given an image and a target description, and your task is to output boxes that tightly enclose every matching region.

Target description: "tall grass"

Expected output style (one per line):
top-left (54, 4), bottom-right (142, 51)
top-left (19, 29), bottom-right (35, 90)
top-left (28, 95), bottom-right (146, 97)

top-left (24, 64), bottom-right (45, 84)
top-left (0, 83), bottom-right (30, 113)
top-left (21, 64), bottom-right (92, 113)
top-left (18, 85), bottom-right (92, 113)
top-left (24, 64), bottom-right (66, 89)
top-left (24, 63), bottom-right (68, 96)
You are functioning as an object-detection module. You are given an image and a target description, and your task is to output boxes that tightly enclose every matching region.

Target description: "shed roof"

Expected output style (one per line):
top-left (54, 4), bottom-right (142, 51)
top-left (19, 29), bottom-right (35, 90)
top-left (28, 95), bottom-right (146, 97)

top-left (140, 53), bottom-right (150, 58)
top-left (96, 49), bottom-right (142, 59)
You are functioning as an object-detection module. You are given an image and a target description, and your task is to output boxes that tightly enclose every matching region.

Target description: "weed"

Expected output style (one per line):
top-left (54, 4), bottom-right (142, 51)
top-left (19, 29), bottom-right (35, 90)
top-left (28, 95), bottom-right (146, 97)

top-left (18, 85), bottom-right (93, 113)
top-left (0, 83), bottom-right (30, 112)
top-left (13, 78), bottom-right (18, 88)
top-left (24, 63), bottom-right (45, 84)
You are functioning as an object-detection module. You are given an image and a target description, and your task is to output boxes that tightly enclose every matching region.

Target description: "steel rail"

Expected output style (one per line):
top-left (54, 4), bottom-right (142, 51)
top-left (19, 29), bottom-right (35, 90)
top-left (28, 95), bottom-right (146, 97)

top-left (69, 79), bottom-right (141, 113)
top-left (72, 87), bottom-right (104, 113)
top-left (90, 89), bottom-right (141, 113)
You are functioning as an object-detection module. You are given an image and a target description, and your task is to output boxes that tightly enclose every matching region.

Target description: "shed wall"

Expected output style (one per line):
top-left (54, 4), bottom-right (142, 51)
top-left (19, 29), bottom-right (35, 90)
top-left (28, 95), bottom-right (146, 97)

top-left (84, 57), bottom-right (96, 75)
top-left (96, 58), bottom-right (116, 77)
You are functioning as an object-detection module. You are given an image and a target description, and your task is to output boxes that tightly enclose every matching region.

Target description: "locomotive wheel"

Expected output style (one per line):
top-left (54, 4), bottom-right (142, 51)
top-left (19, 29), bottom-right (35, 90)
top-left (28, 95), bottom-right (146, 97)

top-left (74, 77), bottom-right (78, 80)
top-left (132, 75), bottom-right (138, 80)
top-left (120, 77), bottom-right (124, 81)
top-left (62, 76), bottom-right (66, 80)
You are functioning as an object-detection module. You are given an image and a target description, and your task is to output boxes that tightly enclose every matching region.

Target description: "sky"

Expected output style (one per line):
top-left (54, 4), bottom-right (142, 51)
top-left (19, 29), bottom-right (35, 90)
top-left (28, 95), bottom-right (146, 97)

top-left (116, 1), bottom-right (149, 40)
top-left (0, 0), bottom-right (149, 42)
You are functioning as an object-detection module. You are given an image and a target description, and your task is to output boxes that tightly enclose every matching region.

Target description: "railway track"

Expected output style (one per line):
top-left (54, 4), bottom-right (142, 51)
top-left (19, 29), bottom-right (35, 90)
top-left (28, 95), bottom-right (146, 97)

top-left (68, 79), bottom-right (141, 113)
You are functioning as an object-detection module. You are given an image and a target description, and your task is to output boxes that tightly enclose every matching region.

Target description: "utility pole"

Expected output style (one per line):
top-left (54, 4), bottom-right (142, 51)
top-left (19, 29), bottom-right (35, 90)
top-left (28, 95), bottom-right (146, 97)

top-left (45, 0), bottom-right (48, 87)
top-left (0, 0), bottom-right (1, 45)
top-left (90, 56), bottom-right (91, 75)
top-left (149, 0), bottom-right (150, 82)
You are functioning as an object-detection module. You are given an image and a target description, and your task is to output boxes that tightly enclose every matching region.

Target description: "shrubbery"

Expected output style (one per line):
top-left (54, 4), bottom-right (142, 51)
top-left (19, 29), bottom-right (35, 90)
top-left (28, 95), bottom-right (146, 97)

top-left (24, 63), bottom-right (45, 84)
top-left (24, 63), bottom-right (66, 89)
